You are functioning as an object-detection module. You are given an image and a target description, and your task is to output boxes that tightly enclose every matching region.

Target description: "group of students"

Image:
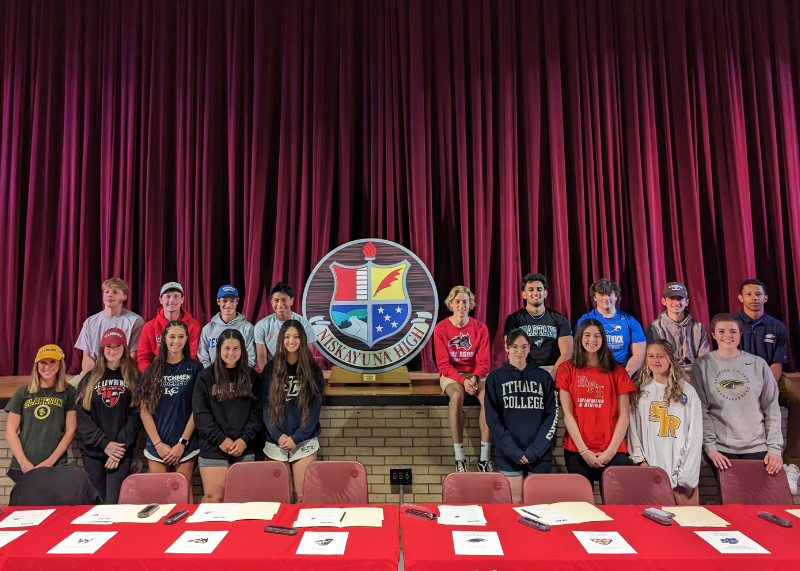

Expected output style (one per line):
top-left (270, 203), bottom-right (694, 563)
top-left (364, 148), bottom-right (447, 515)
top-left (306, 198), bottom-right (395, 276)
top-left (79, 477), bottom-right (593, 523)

top-left (435, 274), bottom-right (794, 504)
top-left (5, 273), bottom-right (796, 506)
top-left (6, 279), bottom-right (323, 504)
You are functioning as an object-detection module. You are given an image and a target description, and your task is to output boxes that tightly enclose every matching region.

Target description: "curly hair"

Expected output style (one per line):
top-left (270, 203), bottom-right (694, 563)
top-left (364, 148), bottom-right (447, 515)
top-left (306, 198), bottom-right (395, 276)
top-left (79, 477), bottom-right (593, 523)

top-left (589, 278), bottom-right (622, 308)
top-left (631, 339), bottom-right (687, 407)
top-left (444, 285), bottom-right (476, 312)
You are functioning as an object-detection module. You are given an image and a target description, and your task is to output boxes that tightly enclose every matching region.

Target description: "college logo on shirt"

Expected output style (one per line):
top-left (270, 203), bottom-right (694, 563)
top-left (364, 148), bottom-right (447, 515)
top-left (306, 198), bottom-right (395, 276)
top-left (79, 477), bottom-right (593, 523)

top-left (96, 378), bottom-right (127, 408)
top-left (648, 401), bottom-right (680, 438)
top-left (285, 375), bottom-right (299, 401)
top-left (712, 369), bottom-right (751, 402)
top-left (576, 375), bottom-right (604, 408)
top-left (34, 405), bottom-right (51, 419)
top-left (448, 333), bottom-right (472, 351)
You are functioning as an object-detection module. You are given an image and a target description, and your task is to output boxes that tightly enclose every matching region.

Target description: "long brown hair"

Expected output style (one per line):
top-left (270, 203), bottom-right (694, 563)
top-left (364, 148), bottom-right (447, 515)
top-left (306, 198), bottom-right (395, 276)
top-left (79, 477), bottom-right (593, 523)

top-left (268, 320), bottom-right (321, 427)
top-left (631, 339), bottom-right (687, 406)
top-left (212, 328), bottom-right (254, 401)
top-left (81, 345), bottom-right (140, 411)
top-left (139, 321), bottom-right (191, 414)
top-left (571, 319), bottom-right (618, 374)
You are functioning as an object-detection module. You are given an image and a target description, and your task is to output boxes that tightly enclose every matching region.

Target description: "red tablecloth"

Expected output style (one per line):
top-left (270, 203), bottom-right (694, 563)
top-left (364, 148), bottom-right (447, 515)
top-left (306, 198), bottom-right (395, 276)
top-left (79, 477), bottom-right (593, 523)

top-left (0, 504), bottom-right (399, 571)
top-left (401, 504), bottom-right (800, 571)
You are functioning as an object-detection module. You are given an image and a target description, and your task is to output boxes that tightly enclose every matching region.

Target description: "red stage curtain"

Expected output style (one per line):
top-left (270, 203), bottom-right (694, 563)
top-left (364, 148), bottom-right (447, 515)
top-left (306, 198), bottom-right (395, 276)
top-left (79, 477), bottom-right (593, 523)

top-left (1, 0), bottom-right (799, 374)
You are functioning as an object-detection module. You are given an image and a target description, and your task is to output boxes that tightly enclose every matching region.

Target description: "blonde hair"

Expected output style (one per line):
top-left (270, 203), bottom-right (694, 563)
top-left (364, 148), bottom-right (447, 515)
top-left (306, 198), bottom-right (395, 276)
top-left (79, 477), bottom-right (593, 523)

top-left (80, 345), bottom-right (139, 411)
top-left (632, 339), bottom-right (687, 406)
top-left (101, 278), bottom-right (129, 295)
top-left (445, 285), bottom-right (476, 312)
top-left (28, 360), bottom-right (67, 393)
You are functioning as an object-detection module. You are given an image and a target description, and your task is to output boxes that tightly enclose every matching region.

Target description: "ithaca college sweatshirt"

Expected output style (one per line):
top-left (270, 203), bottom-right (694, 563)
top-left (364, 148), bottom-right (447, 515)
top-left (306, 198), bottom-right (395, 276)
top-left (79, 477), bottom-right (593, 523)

top-left (433, 318), bottom-right (491, 381)
top-left (192, 366), bottom-right (263, 460)
top-left (484, 362), bottom-right (559, 464)
top-left (197, 312), bottom-right (256, 368)
top-left (261, 360), bottom-right (325, 445)
top-left (137, 308), bottom-right (202, 372)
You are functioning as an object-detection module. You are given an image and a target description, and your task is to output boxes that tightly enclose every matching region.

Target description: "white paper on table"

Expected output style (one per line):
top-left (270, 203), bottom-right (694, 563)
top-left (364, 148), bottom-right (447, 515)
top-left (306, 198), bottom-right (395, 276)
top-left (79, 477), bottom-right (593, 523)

top-left (550, 502), bottom-right (612, 524)
top-left (452, 531), bottom-right (504, 556)
top-left (229, 502), bottom-right (280, 522)
top-left (437, 505), bottom-right (487, 526)
top-left (294, 508), bottom-right (344, 527)
top-left (0, 531), bottom-right (26, 549)
top-left (165, 530), bottom-right (228, 554)
top-left (695, 531), bottom-right (769, 554)
top-left (0, 509), bottom-right (56, 528)
top-left (71, 505), bottom-right (137, 525)
top-left (787, 509), bottom-right (800, 519)
top-left (666, 506), bottom-right (729, 527)
top-left (513, 505), bottom-right (576, 526)
top-left (339, 508), bottom-right (384, 528)
top-left (296, 531), bottom-right (349, 555)
top-left (573, 531), bottom-right (637, 554)
top-left (186, 504), bottom-right (240, 523)
top-left (113, 504), bottom-right (176, 524)
top-left (48, 531), bottom-right (117, 554)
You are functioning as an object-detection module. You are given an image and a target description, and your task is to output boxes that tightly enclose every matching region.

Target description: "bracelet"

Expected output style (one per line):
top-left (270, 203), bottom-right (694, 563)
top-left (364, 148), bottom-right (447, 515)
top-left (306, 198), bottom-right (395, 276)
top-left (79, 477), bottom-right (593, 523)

top-left (579, 448), bottom-right (589, 456)
top-left (154, 441), bottom-right (162, 447)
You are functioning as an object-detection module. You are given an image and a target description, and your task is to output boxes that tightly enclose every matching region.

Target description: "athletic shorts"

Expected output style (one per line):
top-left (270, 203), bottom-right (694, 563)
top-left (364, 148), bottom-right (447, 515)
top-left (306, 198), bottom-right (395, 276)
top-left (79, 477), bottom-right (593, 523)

top-left (264, 437), bottom-right (320, 463)
top-left (440, 376), bottom-right (486, 393)
top-left (144, 448), bottom-right (200, 464)
top-left (198, 453), bottom-right (255, 468)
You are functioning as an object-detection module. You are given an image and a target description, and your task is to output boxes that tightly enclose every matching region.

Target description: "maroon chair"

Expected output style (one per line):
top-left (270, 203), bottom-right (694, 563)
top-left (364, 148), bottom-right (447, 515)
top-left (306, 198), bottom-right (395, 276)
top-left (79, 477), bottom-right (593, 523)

top-left (718, 460), bottom-right (793, 505)
top-left (224, 461), bottom-right (293, 503)
top-left (601, 466), bottom-right (676, 505)
top-left (442, 473), bottom-right (512, 504)
top-left (118, 473), bottom-right (190, 504)
top-left (523, 473), bottom-right (596, 505)
top-left (302, 461), bottom-right (369, 504)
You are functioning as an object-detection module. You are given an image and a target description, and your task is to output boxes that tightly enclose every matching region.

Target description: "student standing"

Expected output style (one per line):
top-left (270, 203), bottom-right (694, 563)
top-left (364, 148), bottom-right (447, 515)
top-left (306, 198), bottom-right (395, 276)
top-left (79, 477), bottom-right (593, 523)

top-left (139, 321), bottom-right (203, 497)
top-left (556, 319), bottom-right (636, 488)
top-left (645, 282), bottom-right (710, 375)
top-left (198, 285), bottom-right (256, 368)
top-left (75, 329), bottom-right (142, 503)
top-left (576, 279), bottom-right (646, 376)
top-left (5, 345), bottom-right (77, 483)
top-left (691, 314), bottom-right (785, 481)
top-left (262, 320), bottom-right (325, 502)
top-left (193, 329), bottom-right (262, 503)
top-left (254, 282), bottom-right (316, 371)
top-left (628, 340), bottom-right (703, 505)
top-left (137, 282), bottom-right (202, 371)
top-left (433, 286), bottom-right (492, 473)
top-left (75, 278), bottom-right (144, 372)
top-left (503, 273), bottom-right (573, 378)
top-left (484, 329), bottom-right (558, 503)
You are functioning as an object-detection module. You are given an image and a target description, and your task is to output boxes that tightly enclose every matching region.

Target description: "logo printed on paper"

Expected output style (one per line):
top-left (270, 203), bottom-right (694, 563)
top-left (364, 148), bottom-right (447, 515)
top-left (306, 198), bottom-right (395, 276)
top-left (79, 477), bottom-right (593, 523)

top-left (591, 538), bottom-right (613, 545)
top-left (315, 539), bottom-right (334, 546)
top-left (720, 537), bottom-right (739, 545)
top-left (188, 537), bottom-right (209, 544)
top-left (303, 240), bottom-right (438, 374)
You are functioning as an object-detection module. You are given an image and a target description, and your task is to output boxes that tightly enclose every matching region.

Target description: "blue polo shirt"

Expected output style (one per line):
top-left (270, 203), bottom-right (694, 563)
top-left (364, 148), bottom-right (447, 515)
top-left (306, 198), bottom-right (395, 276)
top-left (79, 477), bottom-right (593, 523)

top-left (736, 309), bottom-right (788, 365)
top-left (576, 309), bottom-right (646, 365)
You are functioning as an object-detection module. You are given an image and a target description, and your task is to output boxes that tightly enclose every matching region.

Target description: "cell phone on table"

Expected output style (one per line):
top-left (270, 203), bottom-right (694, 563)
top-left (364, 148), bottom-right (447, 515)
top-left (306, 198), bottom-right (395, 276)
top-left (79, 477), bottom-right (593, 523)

top-left (264, 525), bottom-right (299, 535)
top-left (138, 503), bottom-right (160, 518)
top-left (163, 509), bottom-right (189, 525)
top-left (642, 507), bottom-right (674, 526)
top-left (759, 512), bottom-right (793, 528)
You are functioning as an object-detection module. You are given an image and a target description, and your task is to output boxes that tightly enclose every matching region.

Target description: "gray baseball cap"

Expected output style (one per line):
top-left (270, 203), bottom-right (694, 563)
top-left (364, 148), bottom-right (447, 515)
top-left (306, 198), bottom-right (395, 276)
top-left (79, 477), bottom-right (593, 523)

top-left (160, 281), bottom-right (184, 296)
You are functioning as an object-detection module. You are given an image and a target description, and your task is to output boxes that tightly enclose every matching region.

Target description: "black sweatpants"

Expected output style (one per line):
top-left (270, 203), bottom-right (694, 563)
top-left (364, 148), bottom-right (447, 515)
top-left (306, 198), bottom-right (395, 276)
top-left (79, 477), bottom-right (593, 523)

top-left (708, 450), bottom-right (766, 479)
top-left (82, 455), bottom-right (132, 504)
top-left (564, 450), bottom-right (631, 490)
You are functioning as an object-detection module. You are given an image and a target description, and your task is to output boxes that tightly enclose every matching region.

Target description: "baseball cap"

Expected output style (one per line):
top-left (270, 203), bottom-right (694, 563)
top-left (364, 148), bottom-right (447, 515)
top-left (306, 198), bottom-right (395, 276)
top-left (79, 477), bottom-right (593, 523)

top-left (663, 282), bottom-right (688, 298)
top-left (217, 285), bottom-right (239, 298)
top-left (100, 328), bottom-right (128, 348)
top-left (35, 344), bottom-right (64, 363)
top-left (160, 281), bottom-right (184, 296)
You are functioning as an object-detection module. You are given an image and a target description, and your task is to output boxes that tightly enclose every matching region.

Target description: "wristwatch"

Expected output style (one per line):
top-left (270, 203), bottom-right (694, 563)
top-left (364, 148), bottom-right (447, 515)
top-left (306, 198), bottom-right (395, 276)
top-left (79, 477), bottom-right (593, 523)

top-left (178, 438), bottom-right (189, 446)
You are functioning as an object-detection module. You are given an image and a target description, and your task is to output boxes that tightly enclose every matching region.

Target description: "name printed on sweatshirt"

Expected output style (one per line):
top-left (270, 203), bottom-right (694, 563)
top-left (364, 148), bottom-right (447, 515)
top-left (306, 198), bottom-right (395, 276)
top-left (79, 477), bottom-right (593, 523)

top-left (162, 373), bottom-right (192, 397)
top-left (501, 379), bottom-right (545, 409)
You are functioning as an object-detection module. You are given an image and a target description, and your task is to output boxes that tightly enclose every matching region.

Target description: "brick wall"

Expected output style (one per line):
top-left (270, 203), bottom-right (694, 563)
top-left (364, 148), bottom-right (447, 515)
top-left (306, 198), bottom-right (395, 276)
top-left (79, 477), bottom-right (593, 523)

top-left (0, 406), bottom-right (798, 506)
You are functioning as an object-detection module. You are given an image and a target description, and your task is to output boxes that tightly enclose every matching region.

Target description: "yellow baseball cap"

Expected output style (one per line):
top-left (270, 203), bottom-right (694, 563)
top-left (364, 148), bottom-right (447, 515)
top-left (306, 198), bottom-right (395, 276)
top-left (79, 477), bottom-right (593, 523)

top-left (35, 344), bottom-right (64, 363)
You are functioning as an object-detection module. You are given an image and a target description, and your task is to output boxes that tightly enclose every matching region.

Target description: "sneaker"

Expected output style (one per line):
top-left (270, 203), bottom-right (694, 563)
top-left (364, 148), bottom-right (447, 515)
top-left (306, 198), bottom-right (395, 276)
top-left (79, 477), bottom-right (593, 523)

top-left (455, 459), bottom-right (468, 473)
top-left (477, 460), bottom-right (495, 472)
top-left (785, 463), bottom-right (799, 495)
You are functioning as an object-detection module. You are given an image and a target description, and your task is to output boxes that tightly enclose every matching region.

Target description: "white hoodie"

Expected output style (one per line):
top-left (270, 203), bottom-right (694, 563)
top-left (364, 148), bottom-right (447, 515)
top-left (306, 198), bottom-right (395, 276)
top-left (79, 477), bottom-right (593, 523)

top-left (627, 379), bottom-right (703, 489)
top-left (198, 312), bottom-right (256, 368)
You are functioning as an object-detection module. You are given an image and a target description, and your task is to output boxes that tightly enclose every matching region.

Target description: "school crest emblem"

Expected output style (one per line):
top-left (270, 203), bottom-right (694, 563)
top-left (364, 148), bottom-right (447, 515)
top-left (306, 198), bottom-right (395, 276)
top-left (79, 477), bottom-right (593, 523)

top-left (303, 239), bottom-right (438, 373)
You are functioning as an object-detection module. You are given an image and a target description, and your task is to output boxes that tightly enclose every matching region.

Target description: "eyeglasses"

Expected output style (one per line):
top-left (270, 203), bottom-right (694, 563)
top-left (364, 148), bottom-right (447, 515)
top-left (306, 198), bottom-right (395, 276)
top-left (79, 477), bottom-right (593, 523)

top-left (509, 345), bottom-right (530, 351)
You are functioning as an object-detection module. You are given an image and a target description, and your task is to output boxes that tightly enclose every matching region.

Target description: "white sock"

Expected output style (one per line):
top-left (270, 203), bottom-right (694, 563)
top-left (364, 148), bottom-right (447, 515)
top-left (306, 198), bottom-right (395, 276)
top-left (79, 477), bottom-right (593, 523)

top-left (480, 441), bottom-right (491, 462)
top-left (453, 443), bottom-right (465, 461)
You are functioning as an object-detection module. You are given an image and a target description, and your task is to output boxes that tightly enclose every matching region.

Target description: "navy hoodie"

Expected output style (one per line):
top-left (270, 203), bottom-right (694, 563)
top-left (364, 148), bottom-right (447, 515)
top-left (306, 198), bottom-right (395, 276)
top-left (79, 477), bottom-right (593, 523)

top-left (484, 361), bottom-right (559, 464)
top-left (261, 360), bottom-right (324, 445)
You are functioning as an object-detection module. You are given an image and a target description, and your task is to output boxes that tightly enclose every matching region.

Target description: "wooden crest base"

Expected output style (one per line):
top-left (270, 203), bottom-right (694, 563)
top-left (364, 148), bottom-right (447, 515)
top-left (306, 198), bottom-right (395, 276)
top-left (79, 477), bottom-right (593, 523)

top-left (328, 365), bottom-right (412, 386)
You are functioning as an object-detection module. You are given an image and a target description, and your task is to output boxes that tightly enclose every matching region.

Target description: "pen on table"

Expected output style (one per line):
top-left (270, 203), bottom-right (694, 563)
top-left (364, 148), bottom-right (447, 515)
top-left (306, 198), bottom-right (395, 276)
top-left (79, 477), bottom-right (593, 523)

top-left (340, 511), bottom-right (346, 522)
top-left (521, 509), bottom-right (542, 519)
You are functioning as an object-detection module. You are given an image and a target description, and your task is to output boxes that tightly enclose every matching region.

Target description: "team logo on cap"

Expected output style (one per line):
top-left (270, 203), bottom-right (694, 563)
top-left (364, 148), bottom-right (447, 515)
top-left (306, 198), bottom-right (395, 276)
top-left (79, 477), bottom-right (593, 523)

top-left (303, 239), bottom-right (438, 374)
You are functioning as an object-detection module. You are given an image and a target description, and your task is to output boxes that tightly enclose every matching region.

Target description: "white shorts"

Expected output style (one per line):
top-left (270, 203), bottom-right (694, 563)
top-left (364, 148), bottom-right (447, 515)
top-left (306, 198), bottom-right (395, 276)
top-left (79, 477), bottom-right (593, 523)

top-left (264, 437), bottom-right (320, 463)
top-left (144, 448), bottom-right (199, 463)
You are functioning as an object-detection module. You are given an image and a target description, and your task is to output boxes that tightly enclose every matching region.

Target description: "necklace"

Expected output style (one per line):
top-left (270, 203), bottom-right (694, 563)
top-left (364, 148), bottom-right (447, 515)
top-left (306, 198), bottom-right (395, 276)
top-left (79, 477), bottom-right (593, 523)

top-left (526, 307), bottom-right (546, 320)
top-left (41, 385), bottom-right (56, 398)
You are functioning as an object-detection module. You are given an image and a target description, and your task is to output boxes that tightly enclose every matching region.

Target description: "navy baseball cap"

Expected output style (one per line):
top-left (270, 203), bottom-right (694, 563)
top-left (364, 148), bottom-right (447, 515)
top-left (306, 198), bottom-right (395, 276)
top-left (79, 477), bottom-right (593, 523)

top-left (217, 284), bottom-right (239, 298)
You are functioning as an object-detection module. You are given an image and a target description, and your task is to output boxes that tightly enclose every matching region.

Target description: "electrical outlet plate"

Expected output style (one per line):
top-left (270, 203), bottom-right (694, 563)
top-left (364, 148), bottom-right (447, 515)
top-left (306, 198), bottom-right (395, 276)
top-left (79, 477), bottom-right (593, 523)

top-left (390, 468), bottom-right (412, 486)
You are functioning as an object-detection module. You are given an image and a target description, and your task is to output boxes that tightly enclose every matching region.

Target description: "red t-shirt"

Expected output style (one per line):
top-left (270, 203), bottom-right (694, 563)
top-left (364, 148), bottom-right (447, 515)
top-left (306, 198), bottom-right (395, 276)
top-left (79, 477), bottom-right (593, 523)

top-left (555, 362), bottom-right (636, 453)
top-left (433, 317), bottom-right (491, 382)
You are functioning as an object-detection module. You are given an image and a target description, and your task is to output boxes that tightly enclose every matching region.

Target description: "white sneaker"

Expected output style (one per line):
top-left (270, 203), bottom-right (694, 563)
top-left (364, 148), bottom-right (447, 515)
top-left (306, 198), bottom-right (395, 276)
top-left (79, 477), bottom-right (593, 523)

top-left (784, 463), bottom-right (799, 495)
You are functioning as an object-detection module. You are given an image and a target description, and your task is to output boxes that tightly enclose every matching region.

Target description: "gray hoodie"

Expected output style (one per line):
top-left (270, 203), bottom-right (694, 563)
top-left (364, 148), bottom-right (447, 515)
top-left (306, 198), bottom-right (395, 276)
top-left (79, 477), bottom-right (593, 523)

top-left (198, 312), bottom-right (256, 368)
top-left (646, 312), bottom-right (710, 374)
top-left (690, 351), bottom-right (782, 456)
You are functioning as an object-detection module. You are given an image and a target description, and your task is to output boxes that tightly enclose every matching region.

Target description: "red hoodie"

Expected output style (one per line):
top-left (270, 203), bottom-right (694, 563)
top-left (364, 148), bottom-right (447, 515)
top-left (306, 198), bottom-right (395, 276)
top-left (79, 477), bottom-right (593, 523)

top-left (137, 308), bottom-right (202, 372)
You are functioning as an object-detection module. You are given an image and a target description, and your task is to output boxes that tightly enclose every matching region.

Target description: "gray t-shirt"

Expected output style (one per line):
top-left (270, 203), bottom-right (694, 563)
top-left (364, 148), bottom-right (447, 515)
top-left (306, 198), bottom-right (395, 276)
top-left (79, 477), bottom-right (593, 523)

top-left (5, 385), bottom-right (77, 471)
top-left (254, 312), bottom-right (316, 361)
top-left (75, 309), bottom-right (145, 359)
